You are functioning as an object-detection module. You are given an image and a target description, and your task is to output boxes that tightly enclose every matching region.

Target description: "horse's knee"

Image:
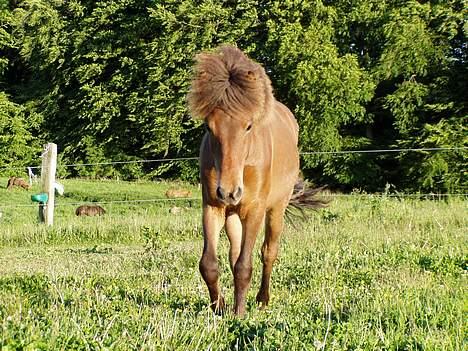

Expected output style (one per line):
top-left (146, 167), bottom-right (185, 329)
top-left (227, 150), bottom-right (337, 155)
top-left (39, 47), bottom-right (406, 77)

top-left (262, 253), bottom-right (277, 267)
top-left (199, 254), bottom-right (218, 285)
top-left (234, 261), bottom-right (252, 287)
top-left (261, 243), bottom-right (279, 266)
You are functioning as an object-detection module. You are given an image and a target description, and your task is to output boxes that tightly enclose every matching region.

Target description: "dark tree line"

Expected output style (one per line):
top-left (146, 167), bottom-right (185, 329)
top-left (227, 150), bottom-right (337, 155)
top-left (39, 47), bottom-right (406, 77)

top-left (0, 0), bottom-right (466, 192)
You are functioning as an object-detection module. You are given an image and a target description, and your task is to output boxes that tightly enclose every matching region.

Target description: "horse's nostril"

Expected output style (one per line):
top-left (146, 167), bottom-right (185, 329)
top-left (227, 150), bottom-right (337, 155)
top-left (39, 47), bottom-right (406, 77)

top-left (233, 187), bottom-right (243, 201)
top-left (218, 186), bottom-right (242, 203)
top-left (216, 186), bottom-right (226, 200)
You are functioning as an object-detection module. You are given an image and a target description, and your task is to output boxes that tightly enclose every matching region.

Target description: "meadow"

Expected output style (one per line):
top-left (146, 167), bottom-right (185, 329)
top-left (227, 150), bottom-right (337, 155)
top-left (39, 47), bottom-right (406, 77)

top-left (0, 177), bottom-right (466, 350)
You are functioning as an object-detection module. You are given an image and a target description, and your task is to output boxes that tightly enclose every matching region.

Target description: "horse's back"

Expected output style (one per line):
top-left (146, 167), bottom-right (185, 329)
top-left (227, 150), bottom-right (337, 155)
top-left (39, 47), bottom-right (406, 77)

top-left (267, 101), bottom-right (300, 206)
top-left (274, 101), bottom-right (299, 143)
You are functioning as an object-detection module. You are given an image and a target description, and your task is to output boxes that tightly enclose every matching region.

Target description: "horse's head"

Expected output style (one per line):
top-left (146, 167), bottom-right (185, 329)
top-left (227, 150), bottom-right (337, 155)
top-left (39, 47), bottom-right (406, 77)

top-left (188, 46), bottom-right (274, 205)
top-left (206, 108), bottom-right (252, 205)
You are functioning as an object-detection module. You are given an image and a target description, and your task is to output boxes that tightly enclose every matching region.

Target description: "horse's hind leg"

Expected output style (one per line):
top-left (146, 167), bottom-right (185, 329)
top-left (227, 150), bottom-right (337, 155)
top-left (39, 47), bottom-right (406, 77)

top-left (256, 203), bottom-right (286, 309)
top-left (199, 205), bottom-right (225, 313)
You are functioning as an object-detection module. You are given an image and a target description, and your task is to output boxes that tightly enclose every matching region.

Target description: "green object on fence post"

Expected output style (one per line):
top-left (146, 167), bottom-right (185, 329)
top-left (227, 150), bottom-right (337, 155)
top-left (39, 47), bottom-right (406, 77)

top-left (31, 193), bottom-right (48, 223)
top-left (31, 193), bottom-right (48, 203)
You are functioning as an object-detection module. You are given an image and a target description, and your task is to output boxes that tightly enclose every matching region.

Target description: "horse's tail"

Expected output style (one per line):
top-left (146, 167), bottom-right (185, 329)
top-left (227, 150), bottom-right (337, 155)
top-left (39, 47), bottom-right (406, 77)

top-left (286, 179), bottom-right (328, 226)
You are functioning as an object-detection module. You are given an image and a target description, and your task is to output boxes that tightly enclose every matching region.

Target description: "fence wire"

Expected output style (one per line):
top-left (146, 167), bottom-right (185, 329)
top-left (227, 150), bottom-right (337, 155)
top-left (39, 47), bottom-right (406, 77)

top-left (0, 146), bottom-right (466, 209)
top-left (0, 146), bottom-right (466, 172)
top-left (0, 193), bottom-right (466, 209)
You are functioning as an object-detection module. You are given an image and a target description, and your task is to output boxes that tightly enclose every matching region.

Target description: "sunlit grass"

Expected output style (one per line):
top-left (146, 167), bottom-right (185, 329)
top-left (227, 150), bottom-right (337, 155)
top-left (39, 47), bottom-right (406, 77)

top-left (0, 178), bottom-right (466, 350)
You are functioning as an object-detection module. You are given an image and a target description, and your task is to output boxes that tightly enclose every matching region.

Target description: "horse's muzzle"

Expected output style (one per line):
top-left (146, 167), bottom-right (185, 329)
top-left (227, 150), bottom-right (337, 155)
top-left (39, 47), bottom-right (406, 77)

top-left (216, 186), bottom-right (243, 205)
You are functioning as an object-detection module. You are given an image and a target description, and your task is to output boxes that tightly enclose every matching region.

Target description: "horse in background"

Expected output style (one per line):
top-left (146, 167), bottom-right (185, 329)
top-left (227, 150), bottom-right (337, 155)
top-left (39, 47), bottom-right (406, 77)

top-left (165, 188), bottom-right (192, 198)
top-left (7, 176), bottom-right (31, 190)
top-left (75, 205), bottom-right (106, 216)
top-left (188, 45), bottom-right (326, 316)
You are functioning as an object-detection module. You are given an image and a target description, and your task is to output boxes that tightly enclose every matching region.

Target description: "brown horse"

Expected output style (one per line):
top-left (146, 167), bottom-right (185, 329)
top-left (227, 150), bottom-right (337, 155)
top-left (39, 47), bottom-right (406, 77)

top-left (188, 45), bottom-right (325, 316)
top-left (7, 177), bottom-right (31, 190)
top-left (75, 205), bottom-right (106, 216)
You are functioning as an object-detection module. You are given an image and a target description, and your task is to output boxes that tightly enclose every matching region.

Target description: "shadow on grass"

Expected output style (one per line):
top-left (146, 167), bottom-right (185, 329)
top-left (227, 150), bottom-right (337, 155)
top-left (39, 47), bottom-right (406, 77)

top-left (66, 245), bottom-right (113, 254)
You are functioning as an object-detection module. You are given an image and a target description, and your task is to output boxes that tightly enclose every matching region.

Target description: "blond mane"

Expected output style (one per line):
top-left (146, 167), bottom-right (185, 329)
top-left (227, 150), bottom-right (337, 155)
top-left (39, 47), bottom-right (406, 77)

top-left (188, 46), bottom-right (274, 121)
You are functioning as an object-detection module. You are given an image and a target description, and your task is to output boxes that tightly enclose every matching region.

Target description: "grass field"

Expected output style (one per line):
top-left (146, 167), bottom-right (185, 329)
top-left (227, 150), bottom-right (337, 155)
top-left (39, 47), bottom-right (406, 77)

top-left (0, 177), bottom-right (466, 350)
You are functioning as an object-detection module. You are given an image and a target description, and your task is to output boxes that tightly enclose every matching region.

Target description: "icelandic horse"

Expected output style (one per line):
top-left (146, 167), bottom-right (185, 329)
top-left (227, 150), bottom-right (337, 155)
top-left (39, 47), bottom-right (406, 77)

top-left (188, 45), bottom-right (325, 316)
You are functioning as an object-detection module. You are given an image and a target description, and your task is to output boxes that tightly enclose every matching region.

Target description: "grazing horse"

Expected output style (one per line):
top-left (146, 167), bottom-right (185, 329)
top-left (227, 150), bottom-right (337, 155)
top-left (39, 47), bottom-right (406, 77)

top-left (165, 188), bottom-right (192, 198)
top-left (188, 45), bottom-right (324, 316)
top-left (75, 205), bottom-right (106, 216)
top-left (7, 176), bottom-right (31, 190)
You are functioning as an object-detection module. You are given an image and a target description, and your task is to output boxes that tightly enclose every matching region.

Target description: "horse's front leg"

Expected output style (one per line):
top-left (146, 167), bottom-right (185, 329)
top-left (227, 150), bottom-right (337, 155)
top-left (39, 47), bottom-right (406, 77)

top-left (234, 206), bottom-right (265, 316)
top-left (199, 205), bottom-right (225, 313)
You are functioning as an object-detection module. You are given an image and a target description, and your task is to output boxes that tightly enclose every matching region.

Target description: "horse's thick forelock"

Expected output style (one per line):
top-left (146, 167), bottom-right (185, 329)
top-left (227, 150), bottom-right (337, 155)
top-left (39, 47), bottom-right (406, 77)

top-left (188, 46), bottom-right (273, 121)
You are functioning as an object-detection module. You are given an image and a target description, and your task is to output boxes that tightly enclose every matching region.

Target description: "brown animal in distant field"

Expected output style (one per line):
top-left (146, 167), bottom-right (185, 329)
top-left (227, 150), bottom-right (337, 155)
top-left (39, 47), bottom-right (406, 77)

top-left (165, 188), bottom-right (192, 198)
top-left (188, 46), bottom-right (326, 316)
top-left (7, 177), bottom-right (31, 190)
top-left (75, 205), bottom-right (106, 216)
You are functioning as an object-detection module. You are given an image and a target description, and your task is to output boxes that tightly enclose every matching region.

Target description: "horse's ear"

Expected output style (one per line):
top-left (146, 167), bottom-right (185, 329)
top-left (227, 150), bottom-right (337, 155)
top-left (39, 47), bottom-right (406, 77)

top-left (246, 70), bottom-right (257, 81)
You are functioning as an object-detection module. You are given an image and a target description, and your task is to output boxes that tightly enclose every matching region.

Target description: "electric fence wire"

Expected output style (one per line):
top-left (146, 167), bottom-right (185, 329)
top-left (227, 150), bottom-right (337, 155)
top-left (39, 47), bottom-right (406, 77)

top-left (1, 193), bottom-right (466, 209)
top-left (0, 146), bottom-right (466, 209)
top-left (0, 146), bottom-right (466, 172)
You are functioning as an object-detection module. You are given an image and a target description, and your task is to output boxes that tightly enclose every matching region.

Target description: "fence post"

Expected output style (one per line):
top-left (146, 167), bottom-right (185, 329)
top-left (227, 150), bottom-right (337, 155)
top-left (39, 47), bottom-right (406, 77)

top-left (41, 143), bottom-right (57, 226)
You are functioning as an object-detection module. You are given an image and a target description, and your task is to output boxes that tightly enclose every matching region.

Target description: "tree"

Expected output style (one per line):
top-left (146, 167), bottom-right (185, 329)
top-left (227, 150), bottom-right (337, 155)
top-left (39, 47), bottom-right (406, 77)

top-left (2, 0), bottom-right (466, 192)
top-left (0, 2), bottom-right (41, 174)
top-left (258, 1), bottom-right (377, 188)
top-left (260, 0), bottom-right (467, 192)
top-left (9, 0), bottom-right (262, 179)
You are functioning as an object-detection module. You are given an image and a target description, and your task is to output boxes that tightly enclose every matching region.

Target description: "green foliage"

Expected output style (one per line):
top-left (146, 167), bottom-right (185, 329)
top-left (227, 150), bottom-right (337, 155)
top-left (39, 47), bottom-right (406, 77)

top-left (0, 0), bottom-right (466, 191)
top-left (398, 117), bottom-right (467, 192)
top-left (264, 3), bottom-right (375, 147)
top-left (0, 93), bottom-right (41, 173)
top-left (0, 6), bottom-right (13, 76)
top-left (378, 3), bottom-right (442, 80)
top-left (385, 80), bottom-right (429, 135)
top-left (326, 0), bottom-right (467, 191)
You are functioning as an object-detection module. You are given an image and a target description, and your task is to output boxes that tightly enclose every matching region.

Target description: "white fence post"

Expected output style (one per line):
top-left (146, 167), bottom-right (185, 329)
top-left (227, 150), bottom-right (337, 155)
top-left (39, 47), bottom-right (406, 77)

top-left (41, 143), bottom-right (57, 226)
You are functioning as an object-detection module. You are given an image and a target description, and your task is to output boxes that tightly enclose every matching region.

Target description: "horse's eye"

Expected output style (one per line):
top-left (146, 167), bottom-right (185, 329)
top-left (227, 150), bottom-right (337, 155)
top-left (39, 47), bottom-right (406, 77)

top-left (246, 124), bottom-right (252, 132)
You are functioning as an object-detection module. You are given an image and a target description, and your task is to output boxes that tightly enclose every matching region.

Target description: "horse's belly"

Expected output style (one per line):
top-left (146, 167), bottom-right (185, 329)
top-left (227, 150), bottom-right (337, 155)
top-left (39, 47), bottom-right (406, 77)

top-left (267, 107), bottom-right (300, 207)
top-left (267, 156), bottom-right (298, 206)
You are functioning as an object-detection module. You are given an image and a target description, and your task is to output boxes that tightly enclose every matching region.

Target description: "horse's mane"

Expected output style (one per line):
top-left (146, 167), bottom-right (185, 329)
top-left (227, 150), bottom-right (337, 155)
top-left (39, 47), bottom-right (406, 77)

top-left (188, 46), bottom-right (274, 121)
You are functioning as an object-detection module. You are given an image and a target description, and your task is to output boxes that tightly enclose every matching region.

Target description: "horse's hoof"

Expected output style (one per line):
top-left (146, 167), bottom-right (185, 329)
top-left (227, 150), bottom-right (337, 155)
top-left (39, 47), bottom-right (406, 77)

top-left (210, 296), bottom-right (226, 315)
top-left (233, 307), bottom-right (246, 317)
top-left (256, 292), bottom-right (269, 309)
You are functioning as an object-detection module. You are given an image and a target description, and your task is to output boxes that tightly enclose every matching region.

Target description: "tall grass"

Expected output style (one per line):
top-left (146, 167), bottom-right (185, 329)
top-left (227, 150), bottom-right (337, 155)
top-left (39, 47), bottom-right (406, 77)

top-left (0, 178), bottom-right (466, 350)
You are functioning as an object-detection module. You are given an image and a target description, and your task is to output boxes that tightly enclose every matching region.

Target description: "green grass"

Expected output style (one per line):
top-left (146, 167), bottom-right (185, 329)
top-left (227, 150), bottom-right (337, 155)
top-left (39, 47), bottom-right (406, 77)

top-left (0, 178), bottom-right (466, 350)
